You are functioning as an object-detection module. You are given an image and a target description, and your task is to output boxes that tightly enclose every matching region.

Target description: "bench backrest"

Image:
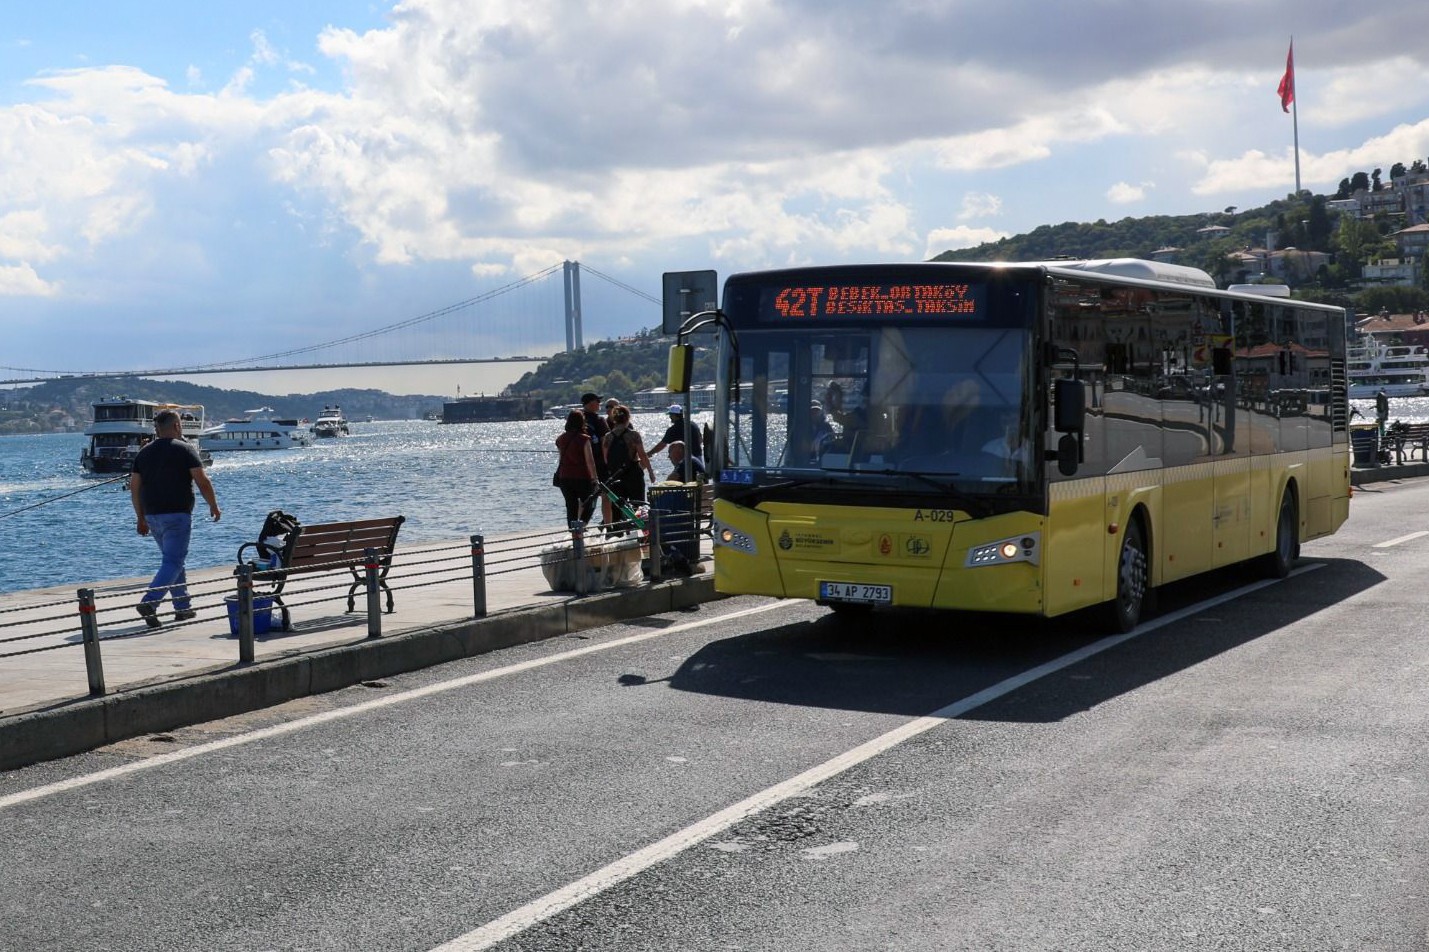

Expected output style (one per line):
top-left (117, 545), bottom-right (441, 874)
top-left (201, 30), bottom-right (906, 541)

top-left (284, 516), bottom-right (405, 573)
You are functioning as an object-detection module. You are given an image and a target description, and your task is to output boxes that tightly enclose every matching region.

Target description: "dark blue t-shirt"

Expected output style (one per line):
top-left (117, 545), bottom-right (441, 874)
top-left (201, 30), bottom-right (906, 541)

top-left (132, 438), bottom-right (202, 514)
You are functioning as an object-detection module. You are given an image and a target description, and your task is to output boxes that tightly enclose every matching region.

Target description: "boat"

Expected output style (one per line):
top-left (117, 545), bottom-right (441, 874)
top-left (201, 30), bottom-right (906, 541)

top-left (197, 408), bottom-right (312, 452)
top-left (441, 396), bottom-right (545, 424)
top-left (80, 397), bottom-right (212, 474)
top-left (1347, 337), bottom-right (1429, 398)
top-left (312, 405), bottom-right (350, 438)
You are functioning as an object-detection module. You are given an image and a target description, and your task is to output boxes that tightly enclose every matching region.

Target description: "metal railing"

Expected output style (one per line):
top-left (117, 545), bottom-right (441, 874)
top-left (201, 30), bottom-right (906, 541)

top-left (0, 505), bottom-right (708, 705)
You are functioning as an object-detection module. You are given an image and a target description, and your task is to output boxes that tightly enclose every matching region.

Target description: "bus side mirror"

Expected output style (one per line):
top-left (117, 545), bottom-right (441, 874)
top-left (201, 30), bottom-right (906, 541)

top-left (1053, 378), bottom-right (1086, 476)
top-left (1054, 378), bottom-right (1085, 433)
top-left (667, 344), bottom-right (693, 394)
top-left (1212, 347), bottom-right (1233, 376)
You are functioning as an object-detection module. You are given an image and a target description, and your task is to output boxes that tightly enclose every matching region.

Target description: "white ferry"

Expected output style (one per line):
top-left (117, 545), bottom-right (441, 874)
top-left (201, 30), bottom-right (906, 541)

top-left (1347, 337), bottom-right (1429, 398)
top-left (198, 408), bottom-right (311, 452)
top-left (80, 398), bottom-right (211, 474)
top-left (312, 405), bottom-right (350, 438)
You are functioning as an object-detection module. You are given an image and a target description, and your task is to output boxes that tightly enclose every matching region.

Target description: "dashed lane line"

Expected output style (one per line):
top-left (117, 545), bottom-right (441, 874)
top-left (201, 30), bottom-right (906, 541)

top-left (1373, 530), bottom-right (1429, 548)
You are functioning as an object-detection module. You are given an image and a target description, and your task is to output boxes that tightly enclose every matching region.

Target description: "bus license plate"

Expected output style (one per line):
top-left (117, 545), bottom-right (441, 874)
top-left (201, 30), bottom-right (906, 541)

top-left (819, 581), bottom-right (892, 605)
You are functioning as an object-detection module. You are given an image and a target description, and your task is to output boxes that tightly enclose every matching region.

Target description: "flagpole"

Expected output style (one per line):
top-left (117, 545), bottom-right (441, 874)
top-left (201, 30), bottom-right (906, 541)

top-left (1291, 66), bottom-right (1301, 195)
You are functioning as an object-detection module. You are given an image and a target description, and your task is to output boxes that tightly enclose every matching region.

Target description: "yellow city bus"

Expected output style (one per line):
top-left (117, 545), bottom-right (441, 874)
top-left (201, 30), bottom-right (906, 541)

top-left (667, 259), bottom-right (1350, 631)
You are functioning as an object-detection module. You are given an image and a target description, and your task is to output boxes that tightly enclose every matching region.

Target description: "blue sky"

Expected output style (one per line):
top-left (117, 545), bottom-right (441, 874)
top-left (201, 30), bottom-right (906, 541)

top-left (4, 1), bottom-right (1429, 395)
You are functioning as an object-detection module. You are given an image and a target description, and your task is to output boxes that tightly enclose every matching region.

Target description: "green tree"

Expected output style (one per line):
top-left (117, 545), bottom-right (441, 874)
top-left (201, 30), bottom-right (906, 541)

top-left (1391, 162), bottom-right (1407, 180)
top-left (1336, 217), bottom-right (1380, 279)
top-left (1350, 171), bottom-right (1370, 193)
top-left (1306, 196), bottom-right (1332, 251)
top-left (1335, 178), bottom-right (1352, 199)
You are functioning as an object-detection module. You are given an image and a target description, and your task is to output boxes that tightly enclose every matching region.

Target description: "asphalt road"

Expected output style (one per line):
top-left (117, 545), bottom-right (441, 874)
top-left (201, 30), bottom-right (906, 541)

top-left (3, 479), bottom-right (1429, 951)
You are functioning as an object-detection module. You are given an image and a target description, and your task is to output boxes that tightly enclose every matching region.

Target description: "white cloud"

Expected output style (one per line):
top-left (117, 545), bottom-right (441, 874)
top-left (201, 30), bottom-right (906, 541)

top-left (1191, 117), bottom-right (1429, 195)
top-left (0, 263), bottom-right (58, 297)
top-left (958, 193), bottom-right (1002, 220)
top-left (1106, 182), bottom-right (1151, 204)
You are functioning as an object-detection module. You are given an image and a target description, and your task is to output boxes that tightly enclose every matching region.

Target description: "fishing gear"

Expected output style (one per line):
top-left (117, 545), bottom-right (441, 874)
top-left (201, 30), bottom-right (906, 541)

top-left (0, 472), bottom-right (130, 521)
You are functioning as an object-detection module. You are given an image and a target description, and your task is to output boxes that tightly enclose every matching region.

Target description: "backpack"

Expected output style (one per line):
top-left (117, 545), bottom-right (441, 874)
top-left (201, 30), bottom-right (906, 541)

top-left (604, 429), bottom-right (637, 478)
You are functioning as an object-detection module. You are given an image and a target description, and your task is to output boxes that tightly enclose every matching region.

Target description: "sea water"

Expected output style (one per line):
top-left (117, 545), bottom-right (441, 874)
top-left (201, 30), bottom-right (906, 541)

top-left (0, 415), bottom-right (674, 594)
top-left (1, 398), bottom-right (1416, 594)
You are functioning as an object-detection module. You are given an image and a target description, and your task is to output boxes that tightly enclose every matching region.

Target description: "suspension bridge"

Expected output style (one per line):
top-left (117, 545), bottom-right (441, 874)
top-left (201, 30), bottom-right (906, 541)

top-left (0, 261), bottom-right (662, 387)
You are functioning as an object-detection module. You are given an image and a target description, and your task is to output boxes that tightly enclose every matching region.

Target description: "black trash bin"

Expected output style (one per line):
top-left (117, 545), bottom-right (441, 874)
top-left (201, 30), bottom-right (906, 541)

top-left (1350, 428), bottom-right (1379, 468)
top-left (648, 484), bottom-right (701, 568)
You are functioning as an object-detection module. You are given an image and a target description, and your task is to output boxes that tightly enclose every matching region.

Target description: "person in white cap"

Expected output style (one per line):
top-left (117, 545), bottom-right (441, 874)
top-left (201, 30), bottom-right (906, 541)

top-left (650, 403), bottom-right (704, 475)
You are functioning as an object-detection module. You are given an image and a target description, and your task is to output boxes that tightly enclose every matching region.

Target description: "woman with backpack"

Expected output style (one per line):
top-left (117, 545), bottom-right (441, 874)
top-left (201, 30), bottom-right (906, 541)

top-left (601, 405), bottom-right (657, 526)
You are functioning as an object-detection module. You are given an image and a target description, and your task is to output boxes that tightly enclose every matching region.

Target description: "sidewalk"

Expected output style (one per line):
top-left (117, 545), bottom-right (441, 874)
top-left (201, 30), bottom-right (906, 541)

top-left (1, 527), bottom-right (718, 770)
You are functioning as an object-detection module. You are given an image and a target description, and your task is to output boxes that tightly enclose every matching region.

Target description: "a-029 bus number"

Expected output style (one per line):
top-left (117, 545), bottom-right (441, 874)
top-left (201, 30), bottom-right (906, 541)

top-left (819, 581), bottom-right (893, 605)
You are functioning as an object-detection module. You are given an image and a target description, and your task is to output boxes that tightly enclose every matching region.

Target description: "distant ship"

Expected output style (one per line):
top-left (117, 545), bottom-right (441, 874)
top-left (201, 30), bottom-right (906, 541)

top-left (441, 396), bottom-right (545, 424)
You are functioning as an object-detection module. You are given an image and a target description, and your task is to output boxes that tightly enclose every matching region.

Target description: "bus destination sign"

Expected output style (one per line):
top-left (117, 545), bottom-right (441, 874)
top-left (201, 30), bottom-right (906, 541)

top-left (763, 282), bottom-right (984, 321)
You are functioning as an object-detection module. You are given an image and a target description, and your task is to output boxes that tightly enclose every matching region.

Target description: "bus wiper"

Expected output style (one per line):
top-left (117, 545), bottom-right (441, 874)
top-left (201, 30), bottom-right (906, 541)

top-left (722, 474), bottom-right (856, 505)
top-left (869, 469), bottom-right (993, 518)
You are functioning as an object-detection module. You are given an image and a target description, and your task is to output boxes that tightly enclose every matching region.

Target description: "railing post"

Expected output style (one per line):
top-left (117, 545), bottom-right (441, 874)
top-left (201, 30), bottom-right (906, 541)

top-left (236, 563), bottom-right (256, 663)
top-left (470, 534), bottom-right (487, 618)
top-left (648, 510), bottom-right (663, 583)
top-left (77, 588), bottom-right (106, 697)
top-left (572, 523), bottom-right (588, 595)
top-left (364, 547), bottom-right (382, 638)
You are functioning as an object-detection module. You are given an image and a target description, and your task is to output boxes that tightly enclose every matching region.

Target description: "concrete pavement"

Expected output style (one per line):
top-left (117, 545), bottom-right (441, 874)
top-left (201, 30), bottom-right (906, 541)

top-left (0, 526), bottom-right (719, 771)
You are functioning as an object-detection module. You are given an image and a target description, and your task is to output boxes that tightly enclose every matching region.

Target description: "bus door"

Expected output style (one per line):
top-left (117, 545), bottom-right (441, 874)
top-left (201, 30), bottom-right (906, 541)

top-left (1217, 328), bottom-right (1251, 563)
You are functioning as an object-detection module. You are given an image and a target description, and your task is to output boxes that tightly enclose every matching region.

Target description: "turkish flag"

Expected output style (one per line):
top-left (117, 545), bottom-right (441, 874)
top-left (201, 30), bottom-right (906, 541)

top-left (1277, 42), bottom-right (1295, 113)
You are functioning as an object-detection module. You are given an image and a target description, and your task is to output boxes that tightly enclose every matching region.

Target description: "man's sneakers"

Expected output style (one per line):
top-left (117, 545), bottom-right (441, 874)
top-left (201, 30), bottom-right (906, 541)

top-left (136, 604), bottom-right (196, 626)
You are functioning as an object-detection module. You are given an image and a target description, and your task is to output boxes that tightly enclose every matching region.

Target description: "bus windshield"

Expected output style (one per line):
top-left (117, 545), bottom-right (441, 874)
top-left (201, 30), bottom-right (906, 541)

top-left (724, 323), bottom-right (1034, 493)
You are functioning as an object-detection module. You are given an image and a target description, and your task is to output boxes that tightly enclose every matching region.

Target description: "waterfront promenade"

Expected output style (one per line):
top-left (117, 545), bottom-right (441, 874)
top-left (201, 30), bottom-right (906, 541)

top-left (1, 527), bottom-right (717, 770)
top-left (2, 457), bottom-right (1422, 773)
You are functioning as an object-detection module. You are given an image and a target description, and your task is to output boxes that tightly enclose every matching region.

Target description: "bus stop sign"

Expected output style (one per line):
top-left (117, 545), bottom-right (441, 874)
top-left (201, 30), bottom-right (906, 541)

top-left (662, 270), bottom-right (719, 336)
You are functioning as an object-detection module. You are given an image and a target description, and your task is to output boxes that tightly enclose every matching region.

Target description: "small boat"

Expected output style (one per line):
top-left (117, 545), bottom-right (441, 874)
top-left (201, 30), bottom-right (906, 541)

top-left (198, 408), bottom-right (311, 452)
top-left (312, 405), bottom-right (350, 438)
top-left (81, 397), bottom-right (212, 473)
top-left (1347, 336), bottom-right (1429, 398)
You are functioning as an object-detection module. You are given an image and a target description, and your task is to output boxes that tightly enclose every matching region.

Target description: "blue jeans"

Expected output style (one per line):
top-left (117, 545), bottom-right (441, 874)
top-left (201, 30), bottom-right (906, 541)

top-left (141, 512), bottom-right (192, 611)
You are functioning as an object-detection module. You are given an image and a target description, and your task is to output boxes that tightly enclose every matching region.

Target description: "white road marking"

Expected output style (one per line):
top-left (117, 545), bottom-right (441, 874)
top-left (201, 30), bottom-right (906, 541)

top-left (0, 602), bottom-right (792, 812)
top-left (1373, 530), bottom-right (1429, 548)
top-left (431, 564), bottom-right (1324, 951)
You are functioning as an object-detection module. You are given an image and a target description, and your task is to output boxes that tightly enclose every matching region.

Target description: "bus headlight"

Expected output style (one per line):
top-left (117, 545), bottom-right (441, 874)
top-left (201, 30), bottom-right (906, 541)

top-left (713, 520), bottom-right (757, 555)
top-left (966, 532), bottom-right (1040, 567)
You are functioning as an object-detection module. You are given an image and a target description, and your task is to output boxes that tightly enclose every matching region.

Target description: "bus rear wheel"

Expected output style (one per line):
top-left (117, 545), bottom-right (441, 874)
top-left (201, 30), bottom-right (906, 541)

top-left (1106, 520), bottom-right (1148, 634)
top-left (1262, 493), bottom-right (1299, 579)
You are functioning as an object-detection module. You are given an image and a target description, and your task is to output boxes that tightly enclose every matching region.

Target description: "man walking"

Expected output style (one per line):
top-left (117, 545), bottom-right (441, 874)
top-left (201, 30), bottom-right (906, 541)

top-left (130, 409), bottom-right (221, 627)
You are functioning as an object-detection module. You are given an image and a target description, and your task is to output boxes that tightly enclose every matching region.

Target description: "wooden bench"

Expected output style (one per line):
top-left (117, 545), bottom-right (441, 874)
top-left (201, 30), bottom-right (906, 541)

top-left (1389, 422), bottom-right (1429, 464)
top-left (237, 515), bottom-right (405, 630)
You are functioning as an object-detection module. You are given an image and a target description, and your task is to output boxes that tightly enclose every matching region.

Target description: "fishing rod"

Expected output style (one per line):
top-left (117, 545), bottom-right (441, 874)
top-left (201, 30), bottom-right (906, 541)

top-left (0, 473), bottom-right (129, 521)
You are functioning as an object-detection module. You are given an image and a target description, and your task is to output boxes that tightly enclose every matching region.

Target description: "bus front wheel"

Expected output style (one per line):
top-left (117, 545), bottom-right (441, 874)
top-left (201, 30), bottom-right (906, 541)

top-left (1106, 520), bottom-right (1148, 634)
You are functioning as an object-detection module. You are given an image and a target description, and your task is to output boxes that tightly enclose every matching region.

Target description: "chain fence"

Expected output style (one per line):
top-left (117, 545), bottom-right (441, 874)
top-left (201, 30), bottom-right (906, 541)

top-left (0, 493), bottom-right (710, 705)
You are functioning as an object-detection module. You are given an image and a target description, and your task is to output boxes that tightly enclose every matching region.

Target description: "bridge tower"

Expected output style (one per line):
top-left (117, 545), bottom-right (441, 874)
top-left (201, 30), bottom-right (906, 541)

top-left (563, 260), bottom-right (583, 352)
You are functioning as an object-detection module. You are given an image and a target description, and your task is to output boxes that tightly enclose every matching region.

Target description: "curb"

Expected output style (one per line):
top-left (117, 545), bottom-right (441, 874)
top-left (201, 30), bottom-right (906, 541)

top-left (0, 575), bottom-right (721, 772)
top-left (1352, 462), bottom-right (1429, 486)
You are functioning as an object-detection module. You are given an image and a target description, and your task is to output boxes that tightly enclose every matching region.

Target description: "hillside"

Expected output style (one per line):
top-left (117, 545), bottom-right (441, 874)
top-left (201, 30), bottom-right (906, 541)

top-left (502, 333), bottom-right (715, 407)
top-left (931, 186), bottom-right (1427, 315)
top-left (0, 377), bottom-right (446, 435)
